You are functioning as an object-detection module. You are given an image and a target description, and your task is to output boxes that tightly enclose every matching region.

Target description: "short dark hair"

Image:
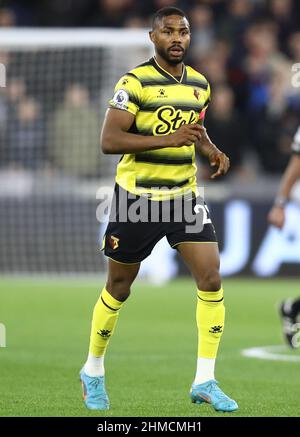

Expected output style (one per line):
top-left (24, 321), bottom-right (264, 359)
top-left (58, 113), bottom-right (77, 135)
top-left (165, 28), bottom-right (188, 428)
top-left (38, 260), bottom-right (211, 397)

top-left (151, 7), bottom-right (188, 30)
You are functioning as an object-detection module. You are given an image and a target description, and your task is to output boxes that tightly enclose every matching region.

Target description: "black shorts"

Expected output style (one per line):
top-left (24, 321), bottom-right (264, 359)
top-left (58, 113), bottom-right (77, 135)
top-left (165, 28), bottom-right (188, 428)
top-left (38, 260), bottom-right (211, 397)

top-left (102, 184), bottom-right (217, 264)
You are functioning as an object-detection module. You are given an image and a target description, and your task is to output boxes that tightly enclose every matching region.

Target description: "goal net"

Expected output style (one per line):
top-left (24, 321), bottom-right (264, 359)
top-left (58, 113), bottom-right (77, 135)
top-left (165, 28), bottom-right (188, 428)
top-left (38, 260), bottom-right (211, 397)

top-left (0, 29), bottom-right (152, 274)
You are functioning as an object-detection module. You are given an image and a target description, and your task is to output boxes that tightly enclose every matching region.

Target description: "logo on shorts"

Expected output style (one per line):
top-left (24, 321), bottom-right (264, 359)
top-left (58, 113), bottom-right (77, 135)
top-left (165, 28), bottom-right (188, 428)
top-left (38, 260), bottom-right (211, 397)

top-left (108, 235), bottom-right (119, 250)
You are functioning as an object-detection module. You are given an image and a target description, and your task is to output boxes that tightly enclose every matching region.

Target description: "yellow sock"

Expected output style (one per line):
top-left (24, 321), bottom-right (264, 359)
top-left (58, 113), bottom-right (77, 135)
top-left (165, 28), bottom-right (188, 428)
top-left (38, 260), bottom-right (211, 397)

top-left (196, 288), bottom-right (225, 359)
top-left (89, 287), bottom-right (124, 357)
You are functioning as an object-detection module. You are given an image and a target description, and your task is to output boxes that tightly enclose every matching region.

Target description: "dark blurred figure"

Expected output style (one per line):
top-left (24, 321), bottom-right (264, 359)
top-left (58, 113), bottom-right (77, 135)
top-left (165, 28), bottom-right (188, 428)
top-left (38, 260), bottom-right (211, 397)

top-left (266, 0), bottom-right (297, 53)
top-left (193, 40), bottom-right (230, 87)
top-left (244, 20), bottom-right (287, 111)
top-left (288, 31), bottom-right (300, 63)
top-left (6, 97), bottom-right (45, 170)
top-left (195, 0), bottom-right (227, 21)
top-left (243, 19), bottom-right (297, 172)
top-left (1, 1), bottom-right (35, 26)
top-left (88, 0), bottom-right (135, 27)
top-left (5, 77), bottom-right (26, 106)
top-left (217, 0), bottom-right (256, 112)
top-left (253, 108), bottom-right (299, 174)
top-left (218, 0), bottom-right (255, 59)
top-left (50, 84), bottom-right (100, 177)
top-left (1, 77), bottom-right (27, 166)
top-left (34, 0), bottom-right (94, 26)
top-left (189, 3), bottom-right (215, 59)
top-left (5, 77), bottom-right (27, 128)
top-left (204, 84), bottom-right (245, 176)
top-left (0, 7), bottom-right (16, 27)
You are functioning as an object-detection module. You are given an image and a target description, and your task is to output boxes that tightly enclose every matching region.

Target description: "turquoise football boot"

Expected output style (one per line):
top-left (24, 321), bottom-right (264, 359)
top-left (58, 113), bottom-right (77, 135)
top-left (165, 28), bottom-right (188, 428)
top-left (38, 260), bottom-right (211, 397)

top-left (80, 369), bottom-right (109, 410)
top-left (190, 380), bottom-right (238, 412)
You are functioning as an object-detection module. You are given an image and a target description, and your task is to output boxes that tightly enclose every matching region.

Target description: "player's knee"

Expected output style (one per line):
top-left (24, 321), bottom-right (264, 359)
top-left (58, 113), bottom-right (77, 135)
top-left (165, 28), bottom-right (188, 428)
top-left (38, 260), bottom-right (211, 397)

top-left (106, 276), bottom-right (133, 301)
top-left (197, 269), bottom-right (221, 292)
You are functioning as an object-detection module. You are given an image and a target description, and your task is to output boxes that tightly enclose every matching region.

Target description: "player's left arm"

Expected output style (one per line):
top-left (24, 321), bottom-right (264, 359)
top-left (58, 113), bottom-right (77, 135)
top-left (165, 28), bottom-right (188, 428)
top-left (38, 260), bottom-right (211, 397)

top-left (195, 118), bottom-right (230, 179)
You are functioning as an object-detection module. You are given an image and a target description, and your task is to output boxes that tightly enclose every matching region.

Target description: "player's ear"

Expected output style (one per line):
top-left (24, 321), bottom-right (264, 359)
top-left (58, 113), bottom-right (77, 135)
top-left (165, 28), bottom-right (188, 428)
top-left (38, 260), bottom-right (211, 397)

top-left (149, 30), bottom-right (155, 44)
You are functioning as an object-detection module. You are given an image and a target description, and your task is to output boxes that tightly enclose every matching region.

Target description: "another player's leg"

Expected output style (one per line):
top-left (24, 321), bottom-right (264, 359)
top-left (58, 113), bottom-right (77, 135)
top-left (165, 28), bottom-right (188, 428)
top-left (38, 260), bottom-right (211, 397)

top-left (178, 242), bottom-right (238, 412)
top-left (279, 297), bottom-right (300, 349)
top-left (80, 259), bottom-right (140, 410)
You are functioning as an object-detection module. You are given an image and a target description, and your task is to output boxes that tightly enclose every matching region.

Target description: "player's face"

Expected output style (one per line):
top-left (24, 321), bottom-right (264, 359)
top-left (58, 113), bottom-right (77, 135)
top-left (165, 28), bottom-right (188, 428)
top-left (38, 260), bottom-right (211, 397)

top-left (150, 15), bottom-right (191, 65)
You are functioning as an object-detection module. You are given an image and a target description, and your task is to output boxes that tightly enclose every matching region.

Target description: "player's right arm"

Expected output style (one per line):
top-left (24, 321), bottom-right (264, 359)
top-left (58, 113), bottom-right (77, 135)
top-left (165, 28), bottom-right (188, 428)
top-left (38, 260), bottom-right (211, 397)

top-left (268, 127), bottom-right (300, 229)
top-left (100, 108), bottom-right (202, 154)
top-left (100, 73), bottom-right (201, 154)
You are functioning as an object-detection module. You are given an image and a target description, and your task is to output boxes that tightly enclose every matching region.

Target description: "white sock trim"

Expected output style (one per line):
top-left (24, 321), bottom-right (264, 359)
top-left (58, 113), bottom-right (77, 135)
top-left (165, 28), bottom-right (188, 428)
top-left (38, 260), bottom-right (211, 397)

top-left (84, 353), bottom-right (105, 377)
top-left (194, 357), bottom-right (215, 385)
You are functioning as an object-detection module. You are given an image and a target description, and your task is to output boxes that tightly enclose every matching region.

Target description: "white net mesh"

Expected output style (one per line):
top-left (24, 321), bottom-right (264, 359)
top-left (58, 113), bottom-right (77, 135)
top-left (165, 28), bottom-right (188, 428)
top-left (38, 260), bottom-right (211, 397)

top-left (0, 29), bottom-right (152, 274)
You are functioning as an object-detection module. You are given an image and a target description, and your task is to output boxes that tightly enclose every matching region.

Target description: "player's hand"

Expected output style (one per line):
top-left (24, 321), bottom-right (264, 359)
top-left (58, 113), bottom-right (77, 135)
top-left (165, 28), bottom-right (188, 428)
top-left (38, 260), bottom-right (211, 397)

top-left (209, 150), bottom-right (230, 179)
top-left (167, 123), bottom-right (203, 147)
top-left (268, 206), bottom-right (285, 229)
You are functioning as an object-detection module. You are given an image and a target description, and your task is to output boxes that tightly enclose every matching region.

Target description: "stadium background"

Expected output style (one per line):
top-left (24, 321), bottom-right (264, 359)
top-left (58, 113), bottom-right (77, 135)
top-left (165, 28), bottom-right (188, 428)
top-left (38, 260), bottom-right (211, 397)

top-left (1, 0), bottom-right (300, 418)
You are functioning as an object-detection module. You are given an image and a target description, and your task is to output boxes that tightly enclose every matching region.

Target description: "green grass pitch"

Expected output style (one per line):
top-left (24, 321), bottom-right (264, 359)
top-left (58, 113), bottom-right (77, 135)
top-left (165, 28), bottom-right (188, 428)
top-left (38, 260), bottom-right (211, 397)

top-left (1, 277), bottom-right (300, 417)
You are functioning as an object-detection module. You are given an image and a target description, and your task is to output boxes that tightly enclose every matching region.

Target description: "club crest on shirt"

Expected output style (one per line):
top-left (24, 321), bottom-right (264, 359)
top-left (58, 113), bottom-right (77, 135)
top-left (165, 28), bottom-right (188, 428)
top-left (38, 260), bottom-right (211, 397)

top-left (194, 89), bottom-right (200, 100)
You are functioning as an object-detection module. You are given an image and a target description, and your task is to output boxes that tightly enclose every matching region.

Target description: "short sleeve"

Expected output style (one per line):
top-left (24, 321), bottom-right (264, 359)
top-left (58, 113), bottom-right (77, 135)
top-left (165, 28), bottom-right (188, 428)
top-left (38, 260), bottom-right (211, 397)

top-left (108, 74), bottom-right (142, 116)
top-left (291, 126), bottom-right (300, 154)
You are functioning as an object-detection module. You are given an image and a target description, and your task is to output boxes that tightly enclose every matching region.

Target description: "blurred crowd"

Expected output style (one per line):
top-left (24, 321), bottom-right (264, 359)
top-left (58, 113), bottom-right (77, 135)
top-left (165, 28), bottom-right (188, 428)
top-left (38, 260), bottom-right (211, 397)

top-left (0, 74), bottom-right (101, 177)
top-left (0, 0), bottom-right (300, 179)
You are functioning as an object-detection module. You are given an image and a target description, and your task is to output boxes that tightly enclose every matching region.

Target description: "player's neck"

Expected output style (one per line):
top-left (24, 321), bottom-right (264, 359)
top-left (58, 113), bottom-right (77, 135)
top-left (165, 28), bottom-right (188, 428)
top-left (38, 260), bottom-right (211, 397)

top-left (154, 54), bottom-right (183, 78)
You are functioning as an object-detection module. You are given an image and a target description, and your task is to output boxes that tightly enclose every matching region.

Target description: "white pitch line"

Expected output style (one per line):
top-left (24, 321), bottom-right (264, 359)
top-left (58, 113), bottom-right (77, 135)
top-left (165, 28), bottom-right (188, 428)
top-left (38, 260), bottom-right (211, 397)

top-left (241, 345), bottom-right (300, 362)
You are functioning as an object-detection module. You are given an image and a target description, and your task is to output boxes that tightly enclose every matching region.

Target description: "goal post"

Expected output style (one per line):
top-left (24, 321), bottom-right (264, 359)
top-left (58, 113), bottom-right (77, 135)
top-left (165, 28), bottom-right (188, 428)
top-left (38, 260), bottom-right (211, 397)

top-left (0, 28), bottom-right (153, 274)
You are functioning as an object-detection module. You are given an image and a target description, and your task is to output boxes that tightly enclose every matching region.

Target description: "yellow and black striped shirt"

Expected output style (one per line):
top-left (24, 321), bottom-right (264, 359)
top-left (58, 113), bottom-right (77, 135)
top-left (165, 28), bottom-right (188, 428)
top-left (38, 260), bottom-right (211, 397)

top-left (108, 56), bottom-right (210, 200)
